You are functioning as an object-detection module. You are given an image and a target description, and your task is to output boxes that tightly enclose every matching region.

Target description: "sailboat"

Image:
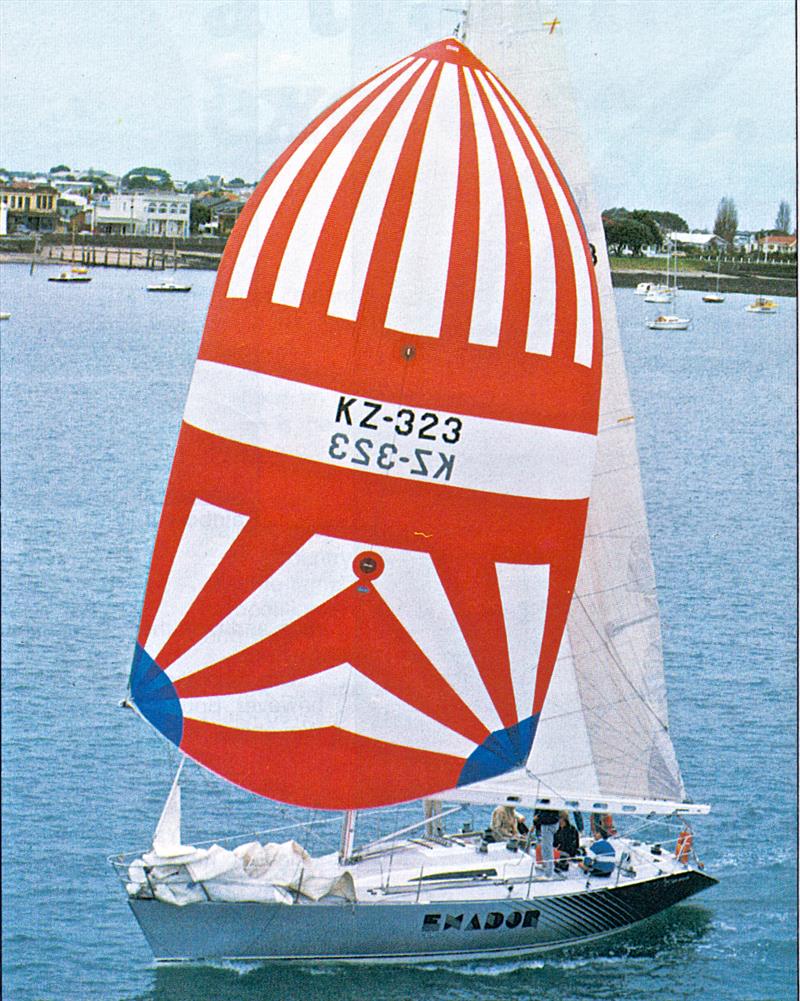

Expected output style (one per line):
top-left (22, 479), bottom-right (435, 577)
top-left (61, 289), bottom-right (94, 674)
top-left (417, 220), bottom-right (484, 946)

top-left (643, 247), bottom-right (672, 303)
top-left (113, 21), bottom-right (715, 965)
top-left (147, 239), bottom-right (192, 292)
top-left (702, 257), bottom-right (725, 303)
top-left (647, 241), bottom-right (691, 330)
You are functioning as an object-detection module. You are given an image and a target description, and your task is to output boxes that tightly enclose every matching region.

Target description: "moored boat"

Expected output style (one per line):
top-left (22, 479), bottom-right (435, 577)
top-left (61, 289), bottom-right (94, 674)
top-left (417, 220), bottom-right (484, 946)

top-left (647, 314), bottom-right (692, 330)
top-left (702, 257), bottom-right (725, 302)
top-left (746, 296), bottom-right (777, 313)
top-left (643, 285), bottom-right (672, 303)
top-left (48, 270), bottom-right (91, 283)
top-left (146, 282), bottom-right (192, 293)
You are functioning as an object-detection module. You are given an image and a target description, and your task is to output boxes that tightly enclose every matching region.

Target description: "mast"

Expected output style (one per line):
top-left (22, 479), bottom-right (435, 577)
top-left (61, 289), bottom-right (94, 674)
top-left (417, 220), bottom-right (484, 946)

top-left (339, 810), bottom-right (357, 864)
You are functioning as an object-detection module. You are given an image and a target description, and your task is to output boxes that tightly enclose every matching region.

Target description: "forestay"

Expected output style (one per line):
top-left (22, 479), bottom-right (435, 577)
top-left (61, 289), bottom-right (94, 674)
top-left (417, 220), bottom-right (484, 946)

top-left (128, 37), bottom-right (604, 810)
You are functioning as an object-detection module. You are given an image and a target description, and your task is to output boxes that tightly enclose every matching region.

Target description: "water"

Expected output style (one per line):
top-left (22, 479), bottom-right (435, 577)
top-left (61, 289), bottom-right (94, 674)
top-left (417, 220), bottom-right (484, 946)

top-left (1, 265), bottom-right (796, 1001)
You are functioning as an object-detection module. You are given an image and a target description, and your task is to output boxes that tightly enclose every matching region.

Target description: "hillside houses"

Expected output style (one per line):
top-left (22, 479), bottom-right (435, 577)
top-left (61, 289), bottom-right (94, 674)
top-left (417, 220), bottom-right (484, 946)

top-left (0, 167), bottom-right (251, 238)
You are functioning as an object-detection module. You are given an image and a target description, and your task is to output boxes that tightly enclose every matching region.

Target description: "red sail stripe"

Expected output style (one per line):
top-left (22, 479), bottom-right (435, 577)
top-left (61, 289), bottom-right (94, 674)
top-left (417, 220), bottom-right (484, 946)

top-left (174, 582), bottom-right (492, 747)
top-left (481, 71), bottom-right (578, 364)
top-left (298, 62), bottom-right (432, 317)
top-left (359, 62), bottom-right (444, 334)
top-left (180, 719), bottom-right (467, 810)
top-left (438, 66), bottom-right (481, 345)
top-left (467, 68), bottom-right (530, 356)
top-left (486, 70), bottom-right (600, 367)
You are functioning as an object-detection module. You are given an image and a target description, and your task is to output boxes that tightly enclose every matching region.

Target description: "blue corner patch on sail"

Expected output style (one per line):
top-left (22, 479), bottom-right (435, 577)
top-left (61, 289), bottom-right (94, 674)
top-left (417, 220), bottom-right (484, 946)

top-left (456, 715), bottom-right (539, 787)
top-left (130, 644), bottom-right (183, 747)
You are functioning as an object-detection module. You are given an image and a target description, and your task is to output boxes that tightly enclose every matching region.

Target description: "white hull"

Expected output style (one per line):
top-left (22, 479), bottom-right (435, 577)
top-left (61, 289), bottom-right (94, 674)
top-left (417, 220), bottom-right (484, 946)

top-left (121, 835), bottom-right (716, 963)
top-left (646, 318), bottom-right (691, 330)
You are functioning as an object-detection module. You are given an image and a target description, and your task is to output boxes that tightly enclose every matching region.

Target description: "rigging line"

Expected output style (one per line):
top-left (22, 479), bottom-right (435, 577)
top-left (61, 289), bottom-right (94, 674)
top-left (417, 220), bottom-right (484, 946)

top-left (571, 590), bottom-right (671, 733)
top-left (534, 687), bottom-right (662, 727)
top-left (575, 573), bottom-right (657, 597)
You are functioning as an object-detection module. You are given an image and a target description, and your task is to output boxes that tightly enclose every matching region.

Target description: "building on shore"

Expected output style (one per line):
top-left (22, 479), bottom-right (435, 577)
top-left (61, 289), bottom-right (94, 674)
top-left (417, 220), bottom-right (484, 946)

top-left (0, 181), bottom-right (59, 235)
top-left (758, 234), bottom-right (797, 256)
top-left (667, 231), bottom-right (728, 253)
top-left (90, 191), bottom-right (191, 238)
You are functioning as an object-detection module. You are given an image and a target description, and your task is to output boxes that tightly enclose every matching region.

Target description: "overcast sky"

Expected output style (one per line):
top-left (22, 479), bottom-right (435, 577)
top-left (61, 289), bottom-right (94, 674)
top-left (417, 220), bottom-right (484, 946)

top-left (0, 0), bottom-right (795, 231)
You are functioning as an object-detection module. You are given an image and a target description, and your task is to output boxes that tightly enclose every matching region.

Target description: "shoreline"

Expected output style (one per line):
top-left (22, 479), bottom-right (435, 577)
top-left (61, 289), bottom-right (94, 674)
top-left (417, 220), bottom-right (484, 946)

top-left (0, 250), bottom-right (796, 297)
top-left (610, 266), bottom-right (796, 298)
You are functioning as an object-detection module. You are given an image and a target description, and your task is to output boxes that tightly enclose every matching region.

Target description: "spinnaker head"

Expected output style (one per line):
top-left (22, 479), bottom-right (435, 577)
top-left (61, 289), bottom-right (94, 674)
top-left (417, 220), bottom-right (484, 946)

top-left (129, 38), bottom-right (602, 810)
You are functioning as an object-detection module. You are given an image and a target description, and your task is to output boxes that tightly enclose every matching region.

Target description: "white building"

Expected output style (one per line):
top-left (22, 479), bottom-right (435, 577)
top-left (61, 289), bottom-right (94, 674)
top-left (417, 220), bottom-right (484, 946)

top-left (90, 191), bottom-right (191, 237)
top-left (668, 231), bottom-right (728, 251)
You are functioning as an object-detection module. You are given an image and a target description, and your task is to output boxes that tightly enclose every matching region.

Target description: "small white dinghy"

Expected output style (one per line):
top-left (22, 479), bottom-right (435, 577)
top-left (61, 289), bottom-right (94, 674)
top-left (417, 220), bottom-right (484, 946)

top-left (113, 20), bottom-right (715, 967)
top-left (647, 314), bottom-right (692, 330)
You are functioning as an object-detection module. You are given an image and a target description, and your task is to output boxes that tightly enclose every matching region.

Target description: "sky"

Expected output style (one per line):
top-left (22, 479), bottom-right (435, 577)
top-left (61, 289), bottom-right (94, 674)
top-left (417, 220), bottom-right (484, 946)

top-left (0, 0), bottom-right (795, 232)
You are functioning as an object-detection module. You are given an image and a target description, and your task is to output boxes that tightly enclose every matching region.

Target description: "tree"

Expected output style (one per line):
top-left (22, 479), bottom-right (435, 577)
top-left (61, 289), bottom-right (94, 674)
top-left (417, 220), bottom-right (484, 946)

top-left (121, 166), bottom-right (174, 191)
top-left (49, 164), bottom-right (71, 174)
top-left (602, 215), bottom-right (655, 256)
top-left (713, 197), bottom-right (738, 245)
top-left (191, 201), bottom-right (212, 233)
top-left (775, 200), bottom-right (792, 234)
top-left (629, 210), bottom-right (662, 247)
top-left (646, 210), bottom-right (689, 234)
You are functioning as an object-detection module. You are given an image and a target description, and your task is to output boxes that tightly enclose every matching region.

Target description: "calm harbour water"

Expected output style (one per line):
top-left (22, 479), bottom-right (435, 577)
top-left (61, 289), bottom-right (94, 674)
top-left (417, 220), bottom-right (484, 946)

top-left (1, 263), bottom-right (796, 1001)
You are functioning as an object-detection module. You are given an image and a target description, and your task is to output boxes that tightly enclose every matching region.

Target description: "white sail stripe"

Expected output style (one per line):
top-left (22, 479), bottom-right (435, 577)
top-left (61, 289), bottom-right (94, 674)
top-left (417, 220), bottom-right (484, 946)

top-left (476, 72), bottom-right (555, 356)
top-left (181, 663), bottom-right (478, 760)
top-left (183, 361), bottom-right (597, 501)
top-left (373, 548), bottom-right (504, 733)
top-left (487, 71), bottom-right (594, 367)
top-left (328, 61), bottom-right (437, 321)
top-left (385, 62), bottom-right (461, 337)
top-left (495, 562), bottom-right (549, 721)
top-left (272, 59), bottom-right (425, 308)
top-left (226, 55), bottom-right (415, 300)
top-left (463, 69), bottom-right (505, 347)
top-left (165, 535), bottom-right (370, 683)
top-left (525, 631), bottom-right (601, 794)
top-left (143, 500), bottom-right (249, 661)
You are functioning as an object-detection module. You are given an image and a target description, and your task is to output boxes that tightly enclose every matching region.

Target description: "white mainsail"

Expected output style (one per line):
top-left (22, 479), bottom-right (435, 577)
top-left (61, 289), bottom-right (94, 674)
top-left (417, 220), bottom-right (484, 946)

top-left (443, 0), bottom-right (697, 815)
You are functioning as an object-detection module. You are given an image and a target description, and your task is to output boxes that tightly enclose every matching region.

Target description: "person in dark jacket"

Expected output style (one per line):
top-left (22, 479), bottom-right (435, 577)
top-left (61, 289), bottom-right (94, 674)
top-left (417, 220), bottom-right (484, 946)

top-left (553, 811), bottom-right (580, 872)
top-left (533, 808), bottom-right (560, 876)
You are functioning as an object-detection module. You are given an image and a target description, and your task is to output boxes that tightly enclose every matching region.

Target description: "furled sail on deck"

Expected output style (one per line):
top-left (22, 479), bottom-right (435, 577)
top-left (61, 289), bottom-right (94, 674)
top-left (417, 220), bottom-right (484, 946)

top-left (437, 1), bottom-right (695, 815)
top-left (129, 37), bottom-right (603, 810)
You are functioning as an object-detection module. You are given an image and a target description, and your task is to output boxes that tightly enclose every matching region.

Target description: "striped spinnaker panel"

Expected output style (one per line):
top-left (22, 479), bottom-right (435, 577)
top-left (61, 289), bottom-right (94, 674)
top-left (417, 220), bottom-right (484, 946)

top-left (225, 40), bottom-right (598, 366)
top-left (129, 39), bottom-right (604, 810)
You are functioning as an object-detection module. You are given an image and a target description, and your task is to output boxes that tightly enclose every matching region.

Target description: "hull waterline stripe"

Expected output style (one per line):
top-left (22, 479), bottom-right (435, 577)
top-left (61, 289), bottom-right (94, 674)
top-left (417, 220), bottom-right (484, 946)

top-left (183, 361), bottom-right (596, 501)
